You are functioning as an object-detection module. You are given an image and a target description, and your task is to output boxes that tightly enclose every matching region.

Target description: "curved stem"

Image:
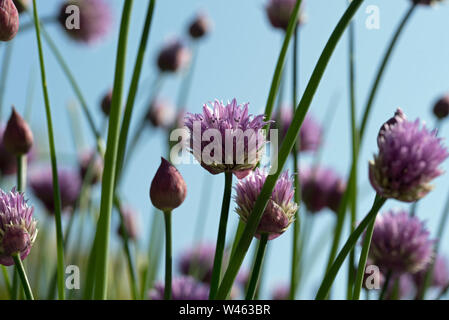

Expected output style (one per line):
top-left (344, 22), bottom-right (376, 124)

top-left (32, 0), bottom-right (65, 300)
top-left (245, 235), bottom-right (269, 300)
top-left (12, 254), bottom-right (33, 300)
top-left (209, 172), bottom-right (233, 299)
top-left (315, 195), bottom-right (386, 300)
top-left (163, 210), bottom-right (172, 300)
top-left (93, 0), bottom-right (134, 300)
top-left (216, 0), bottom-right (364, 300)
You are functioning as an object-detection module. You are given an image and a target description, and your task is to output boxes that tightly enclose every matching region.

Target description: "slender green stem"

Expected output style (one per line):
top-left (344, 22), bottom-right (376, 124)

top-left (0, 42), bottom-right (13, 121)
top-left (378, 270), bottom-right (392, 300)
top-left (12, 254), bottom-right (33, 300)
top-left (93, 0), bottom-right (134, 300)
top-left (352, 213), bottom-right (376, 300)
top-left (11, 268), bottom-right (18, 300)
top-left (245, 235), bottom-right (269, 300)
top-left (359, 3), bottom-right (417, 141)
top-left (263, 0), bottom-right (303, 122)
top-left (17, 155), bottom-right (27, 192)
top-left (216, 1), bottom-right (364, 300)
top-left (193, 173), bottom-right (213, 244)
top-left (315, 195), bottom-right (386, 300)
top-left (142, 211), bottom-right (163, 298)
top-left (230, 220), bottom-right (245, 260)
top-left (410, 201), bottom-right (418, 217)
top-left (1, 266), bottom-right (11, 298)
top-left (163, 211), bottom-right (172, 300)
top-left (115, 0), bottom-right (156, 185)
top-left (289, 26), bottom-right (301, 301)
top-left (209, 172), bottom-right (233, 299)
top-left (32, 0), bottom-right (65, 300)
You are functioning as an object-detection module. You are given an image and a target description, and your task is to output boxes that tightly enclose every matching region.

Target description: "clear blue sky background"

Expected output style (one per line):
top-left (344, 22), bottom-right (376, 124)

top-left (5, 0), bottom-right (449, 299)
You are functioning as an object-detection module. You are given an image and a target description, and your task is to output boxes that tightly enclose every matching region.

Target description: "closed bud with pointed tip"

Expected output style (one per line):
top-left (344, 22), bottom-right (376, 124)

top-left (0, 0), bottom-right (19, 42)
top-left (150, 158), bottom-right (187, 212)
top-left (3, 107), bottom-right (33, 156)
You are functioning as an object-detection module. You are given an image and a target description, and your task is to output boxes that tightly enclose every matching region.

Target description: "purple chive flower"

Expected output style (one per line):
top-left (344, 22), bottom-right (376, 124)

top-left (58, 0), bottom-right (112, 45)
top-left (185, 99), bottom-right (271, 179)
top-left (271, 283), bottom-right (289, 300)
top-left (30, 167), bottom-right (81, 214)
top-left (235, 168), bottom-right (297, 240)
top-left (300, 166), bottom-right (346, 214)
top-left (0, 189), bottom-right (37, 266)
top-left (274, 107), bottom-right (322, 153)
top-left (367, 210), bottom-right (434, 274)
top-left (157, 38), bottom-right (191, 73)
top-left (433, 94), bottom-right (449, 120)
top-left (117, 205), bottom-right (139, 241)
top-left (145, 98), bottom-right (176, 129)
top-left (0, 0), bottom-right (19, 42)
top-left (149, 276), bottom-right (209, 300)
top-left (78, 150), bottom-right (103, 185)
top-left (383, 273), bottom-right (415, 300)
top-left (266, 0), bottom-right (305, 31)
top-left (369, 108), bottom-right (448, 202)
top-left (414, 255), bottom-right (449, 289)
top-left (179, 244), bottom-right (226, 284)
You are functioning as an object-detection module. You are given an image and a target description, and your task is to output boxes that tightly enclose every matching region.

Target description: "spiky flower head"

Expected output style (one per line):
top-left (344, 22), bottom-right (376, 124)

top-left (274, 107), bottom-right (322, 153)
top-left (30, 167), bottom-right (81, 214)
top-left (0, 189), bottom-right (37, 266)
top-left (367, 210), bottom-right (434, 274)
top-left (157, 38), bottom-right (191, 73)
top-left (58, 0), bottom-right (112, 44)
top-left (149, 276), bottom-right (209, 300)
top-left (146, 98), bottom-right (176, 129)
top-left (235, 168), bottom-right (297, 240)
top-left (0, 0), bottom-right (19, 42)
top-left (266, 0), bottom-right (305, 31)
top-left (433, 94), bottom-right (449, 120)
top-left (185, 99), bottom-right (270, 179)
top-left (300, 166), bottom-right (346, 213)
top-left (369, 108), bottom-right (448, 202)
top-left (414, 255), bottom-right (449, 289)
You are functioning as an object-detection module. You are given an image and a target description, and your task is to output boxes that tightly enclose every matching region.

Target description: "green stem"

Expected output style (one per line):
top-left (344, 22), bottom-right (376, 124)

top-left (163, 211), bottom-right (172, 300)
top-left (315, 195), bottom-right (386, 300)
top-left (0, 42), bottom-right (13, 121)
top-left (1, 266), bottom-right (11, 298)
top-left (263, 0), bottom-right (303, 122)
top-left (12, 254), bottom-right (33, 300)
top-left (245, 234), bottom-right (269, 300)
top-left (216, 0), bottom-right (364, 300)
top-left (115, 0), bottom-right (156, 185)
top-left (17, 155), bottom-right (27, 192)
top-left (209, 172), bottom-right (233, 299)
top-left (359, 3), bottom-right (417, 141)
top-left (32, 0), bottom-right (65, 300)
top-left (11, 268), bottom-right (18, 300)
top-left (143, 211), bottom-right (163, 298)
top-left (193, 173), bottom-right (213, 244)
top-left (352, 212), bottom-right (376, 300)
top-left (378, 270), bottom-right (392, 300)
top-left (93, 0), bottom-right (134, 300)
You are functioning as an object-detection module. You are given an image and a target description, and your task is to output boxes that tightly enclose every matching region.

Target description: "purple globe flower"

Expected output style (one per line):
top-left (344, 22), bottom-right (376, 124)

top-left (367, 210), bottom-right (434, 274)
top-left (117, 205), bottom-right (139, 241)
top-left (266, 0), bottom-right (305, 31)
top-left (157, 38), bottom-right (191, 73)
top-left (274, 107), bottom-right (322, 153)
top-left (30, 167), bottom-right (81, 214)
top-left (179, 243), bottom-right (217, 283)
top-left (149, 276), bottom-right (209, 300)
top-left (414, 255), bottom-right (449, 289)
top-left (235, 168), bottom-right (297, 240)
top-left (369, 108), bottom-right (448, 202)
top-left (185, 99), bottom-right (271, 179)
top-left (58, 0), bottom-right (112, 44)
top-left (271, 283), bottom-right (289, 300)
top-left (300, 166), bottom-right (346, 214)
top-left (0, 189), bottom-right (37, 266)
top-left (145, 98), bottom-right (176, 129)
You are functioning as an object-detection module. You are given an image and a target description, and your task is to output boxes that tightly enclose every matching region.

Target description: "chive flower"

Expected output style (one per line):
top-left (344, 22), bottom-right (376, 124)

top-left (414, 255), bottom-right (449, 289)
top-left (367, 210), bottom-right (434, 274)
top-left (117, 205), bottom-right (139, 241)
top-left (0, 0), bottom-right (19, 42)
top-left (234, 168), bottom-right (297, 240)
top-left (79, 150), bottom-right (103, 185)
top-left (146, 98), bottom-right (176, 129)
top-left (189, 12), bottom-right (211, 40)
top-left (3, 108), bottom-right (33, 156)
top-left (185, 99), bottom-right (271, 179)
top-left (157, 38), bottom-right (191, 73)
top-left (433, 94), bottom-right (449, 120)
top-left (149, 276), bottom-right (209, 300)
top-left (369, 108), bottom-right (448, 202)
top-left (0, 189), bottom-right (37, 266)
top-left (266, 0), bottom-right (305, 31)
top-left (58, 0), bottom-right (112, 44)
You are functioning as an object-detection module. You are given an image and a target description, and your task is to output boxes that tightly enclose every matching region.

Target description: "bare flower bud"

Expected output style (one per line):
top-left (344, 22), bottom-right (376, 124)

top-left (3, 107), bottom-right (33, 156)
top-left (0, 0), bottom-right (19, 41)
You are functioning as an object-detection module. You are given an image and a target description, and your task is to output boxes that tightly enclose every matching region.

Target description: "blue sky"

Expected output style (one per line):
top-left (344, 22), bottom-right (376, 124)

top-left (5, 0), bottom-right (449, 299)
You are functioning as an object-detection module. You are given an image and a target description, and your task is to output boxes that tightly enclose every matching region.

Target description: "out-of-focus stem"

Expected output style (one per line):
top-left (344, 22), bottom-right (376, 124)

top-left (245, 235), bottom-right (269, 300)
top-left (163, 210), bottom-right (172, 300)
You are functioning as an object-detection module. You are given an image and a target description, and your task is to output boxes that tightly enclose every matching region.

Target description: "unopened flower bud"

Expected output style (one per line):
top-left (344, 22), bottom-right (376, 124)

top-left (157, 39), bottom-right (191, 73)
top-left (100, 89), bottom-right (112, 116)
top-left (145, 98), bottom-right (176, 129)
top-left (79, 150), bottom-right (103, 185)
top-left (0, 0), bottom-right (19, 42)
top-left (189, 13), bottom-right (211, 39)
top-left (150, 158), bottom-right (187, 212)
top-left (3, 107), bottom-right (33, 156)
top-left (433, 95), bottom-right (449, 120)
